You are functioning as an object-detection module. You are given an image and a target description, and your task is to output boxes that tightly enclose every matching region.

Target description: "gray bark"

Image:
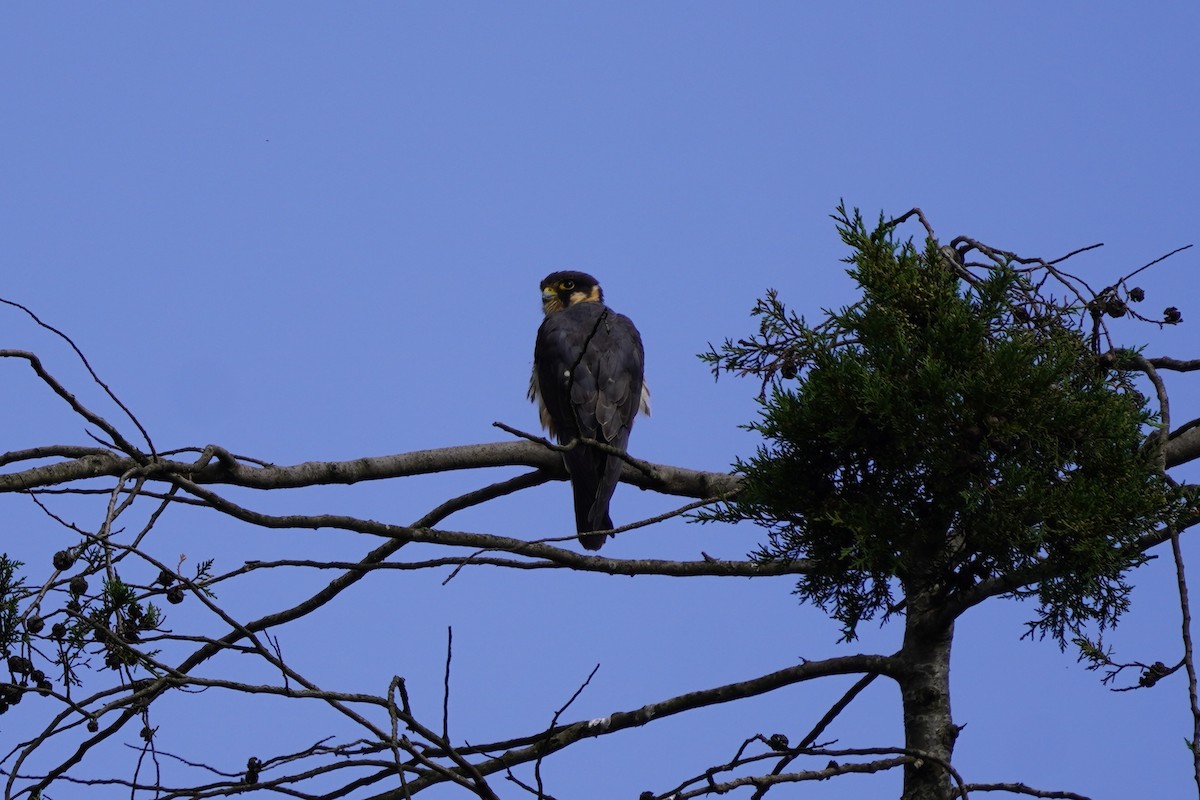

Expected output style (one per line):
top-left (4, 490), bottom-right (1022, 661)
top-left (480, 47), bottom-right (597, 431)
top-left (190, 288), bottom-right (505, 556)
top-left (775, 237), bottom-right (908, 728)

top-left (898, 587), bottom-right (957, 800)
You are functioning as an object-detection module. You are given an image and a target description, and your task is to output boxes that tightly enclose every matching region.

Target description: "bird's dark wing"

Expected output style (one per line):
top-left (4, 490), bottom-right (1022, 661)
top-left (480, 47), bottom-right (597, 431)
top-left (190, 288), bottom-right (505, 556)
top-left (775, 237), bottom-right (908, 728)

top-left (533, 301), bottom-right (644, 549)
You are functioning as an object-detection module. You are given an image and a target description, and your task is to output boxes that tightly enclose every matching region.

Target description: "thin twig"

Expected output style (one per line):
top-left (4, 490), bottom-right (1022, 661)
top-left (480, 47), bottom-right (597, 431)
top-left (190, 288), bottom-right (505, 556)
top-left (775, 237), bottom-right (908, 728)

top-left (442, 627), bottom-right (453, 744)
top-left (959, 782), bottom-right (1092, 799)
top-left (0, 298), bottom-right (157, 458)
top-left (1121, 244), bottom-right (1193, 284)
top-left (534, 663), bottom-right (601, 798)
top-left (750, 672), bottom-right (881, 799)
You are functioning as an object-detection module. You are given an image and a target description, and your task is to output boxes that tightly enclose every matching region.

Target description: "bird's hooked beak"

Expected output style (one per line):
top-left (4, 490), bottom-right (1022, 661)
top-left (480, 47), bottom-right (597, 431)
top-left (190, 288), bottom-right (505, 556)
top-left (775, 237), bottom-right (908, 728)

top-left (541, 286), bottom-right (563, 315)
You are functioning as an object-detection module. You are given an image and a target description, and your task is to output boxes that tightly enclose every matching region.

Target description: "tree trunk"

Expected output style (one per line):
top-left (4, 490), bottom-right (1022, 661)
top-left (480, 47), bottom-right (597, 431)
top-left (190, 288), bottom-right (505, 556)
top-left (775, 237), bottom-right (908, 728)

top-left (898, 587), bottom-right (958, 800)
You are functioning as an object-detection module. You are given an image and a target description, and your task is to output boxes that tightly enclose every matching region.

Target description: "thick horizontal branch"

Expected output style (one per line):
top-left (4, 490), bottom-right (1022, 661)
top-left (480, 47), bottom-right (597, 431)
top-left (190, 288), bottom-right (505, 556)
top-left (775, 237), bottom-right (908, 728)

top-left (1149, 357), bottom-right (1200, 372)
top-left (6, 424), bottom-right (1196, 499)
top-left (1168, 425), bottom-right (1200, 470)
top-left (0, 441), bottom-right (740, 500)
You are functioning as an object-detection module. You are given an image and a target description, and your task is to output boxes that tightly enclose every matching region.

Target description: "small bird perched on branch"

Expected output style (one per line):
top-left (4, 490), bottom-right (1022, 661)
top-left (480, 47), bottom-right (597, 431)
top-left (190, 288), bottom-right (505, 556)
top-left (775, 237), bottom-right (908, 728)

top-left (529, 271), bottom-right (650, 550)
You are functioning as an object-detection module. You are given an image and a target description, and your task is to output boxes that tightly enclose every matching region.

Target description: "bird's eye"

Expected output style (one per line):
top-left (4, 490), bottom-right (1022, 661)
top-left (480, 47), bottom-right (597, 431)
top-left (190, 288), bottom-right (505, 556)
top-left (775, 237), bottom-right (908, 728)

top-left (561, 279), bottom-right (575, 291)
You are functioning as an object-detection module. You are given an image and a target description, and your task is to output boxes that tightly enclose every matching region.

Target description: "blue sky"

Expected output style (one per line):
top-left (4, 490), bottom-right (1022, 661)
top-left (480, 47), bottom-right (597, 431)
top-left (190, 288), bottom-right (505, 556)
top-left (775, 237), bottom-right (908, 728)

top-left (1, 4), bottom-right (1197, 798)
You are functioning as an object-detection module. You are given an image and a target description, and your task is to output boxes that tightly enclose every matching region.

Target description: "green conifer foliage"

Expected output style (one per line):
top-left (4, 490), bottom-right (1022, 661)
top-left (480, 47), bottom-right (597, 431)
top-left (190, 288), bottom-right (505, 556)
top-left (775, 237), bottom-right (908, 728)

top-left (703, 207), bottom-right (1182, 642)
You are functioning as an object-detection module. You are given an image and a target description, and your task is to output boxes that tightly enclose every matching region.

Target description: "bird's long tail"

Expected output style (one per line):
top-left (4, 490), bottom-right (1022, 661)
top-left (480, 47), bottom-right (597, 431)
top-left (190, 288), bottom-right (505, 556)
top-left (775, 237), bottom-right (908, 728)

top-left (572, 483), bottom-right (613, 550)
top-left (570, 451), bottom-right (621, 550)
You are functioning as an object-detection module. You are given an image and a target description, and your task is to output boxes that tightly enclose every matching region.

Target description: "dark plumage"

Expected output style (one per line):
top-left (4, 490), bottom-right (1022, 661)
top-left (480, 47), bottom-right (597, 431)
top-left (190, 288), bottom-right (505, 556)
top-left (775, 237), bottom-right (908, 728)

top-left (530, 271), bottom-right (649, 550)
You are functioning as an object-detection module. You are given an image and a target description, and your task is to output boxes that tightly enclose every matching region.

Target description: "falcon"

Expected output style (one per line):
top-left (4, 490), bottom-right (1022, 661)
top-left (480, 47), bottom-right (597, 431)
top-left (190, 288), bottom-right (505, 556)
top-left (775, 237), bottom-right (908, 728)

top-left (529, 271), bottom-right (650, 550)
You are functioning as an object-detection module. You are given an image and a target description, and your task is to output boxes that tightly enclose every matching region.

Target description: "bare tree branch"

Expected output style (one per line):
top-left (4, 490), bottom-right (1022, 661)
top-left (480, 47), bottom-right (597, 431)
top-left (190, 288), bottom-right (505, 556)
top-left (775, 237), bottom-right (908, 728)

top-left (0, 440), bottom-right (740, 499)
top-left (365, 653), bottom-right (897, 798)
top-left (959, 782), bottom-right (1092, 800)
top-left (0, 298), bottom-right (157, 457)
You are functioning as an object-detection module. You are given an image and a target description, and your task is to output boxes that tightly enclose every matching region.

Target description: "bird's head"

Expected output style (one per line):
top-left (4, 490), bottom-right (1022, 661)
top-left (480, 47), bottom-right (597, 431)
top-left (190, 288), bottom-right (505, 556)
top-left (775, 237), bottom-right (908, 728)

top-left (539, 271), bottom-right (603, 315)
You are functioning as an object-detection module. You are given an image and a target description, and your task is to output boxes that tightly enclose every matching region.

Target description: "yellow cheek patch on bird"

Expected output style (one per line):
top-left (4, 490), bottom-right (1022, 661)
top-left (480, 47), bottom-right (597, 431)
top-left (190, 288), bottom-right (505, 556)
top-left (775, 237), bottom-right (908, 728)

top-left (570, 285), bottom-right (603, 305)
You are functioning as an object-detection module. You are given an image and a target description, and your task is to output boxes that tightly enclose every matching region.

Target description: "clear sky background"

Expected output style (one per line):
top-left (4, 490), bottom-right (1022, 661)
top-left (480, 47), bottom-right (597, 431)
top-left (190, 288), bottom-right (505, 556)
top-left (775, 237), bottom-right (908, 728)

top-left (1, 5), bottom-right (1197, 798)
